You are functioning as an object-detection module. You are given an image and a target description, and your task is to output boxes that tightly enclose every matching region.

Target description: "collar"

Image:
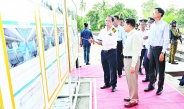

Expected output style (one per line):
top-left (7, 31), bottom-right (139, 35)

top-left (154, 19), bottom-right (163, 24)
top-left (105, 26), bottom-right (115, 32)
top-left (114, 25), bottom-right (120, 29)
top-left (127, 28), bottom-right (135, 36)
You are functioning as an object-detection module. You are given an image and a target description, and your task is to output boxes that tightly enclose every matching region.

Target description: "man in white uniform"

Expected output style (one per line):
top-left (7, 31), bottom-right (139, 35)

top-left (96, 15), bottom-right (118, 92)
top-left (138, 19), bottom-right (148, 75)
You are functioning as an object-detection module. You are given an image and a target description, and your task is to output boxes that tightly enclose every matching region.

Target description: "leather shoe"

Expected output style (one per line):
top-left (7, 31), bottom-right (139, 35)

top-left (144, 87), bottom-right (154, 92)
top-left (171, 62), bottom-right (178, 64)
top-left (124, 102), bottom-right (138, 107)
top-left (156, 89), bottom-right (163, 95)
top-left (142, 79), bottom-right (149, 82)
top-left (124, 98), bottom-right (130, 102)
top-left (100, 85), bottom-right (110, 89)
top-left (118, 75), bottom-right (122, 78)
top-left (111, 87), bottom-right (116, 92)
top-left (86, 63), bottom-right (90, 65)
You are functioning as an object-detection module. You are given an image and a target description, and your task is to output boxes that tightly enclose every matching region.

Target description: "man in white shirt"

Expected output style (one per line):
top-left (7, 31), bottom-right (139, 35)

top-left (96, 15), bottom-right (118, 92)
top-left (123, 18), bottom-right (142, 107)
top-left (138, 19), bottom-right (148, 75)
top-left (142, 17), bottom-right (155, 82)
top-left (114, 15), bottom-right (127, 77)
top-left (144, 8), bottom-right (169, 95)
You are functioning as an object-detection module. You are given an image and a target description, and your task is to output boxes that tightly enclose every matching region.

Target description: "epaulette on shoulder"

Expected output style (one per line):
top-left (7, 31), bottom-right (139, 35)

top-left (112, 28), bottom-right (116, 33)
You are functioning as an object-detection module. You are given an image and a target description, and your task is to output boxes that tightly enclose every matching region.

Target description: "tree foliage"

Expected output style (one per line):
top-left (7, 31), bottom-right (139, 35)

top-left (141, 1), bottom-right (184, 30)
top-left (141, 0), bottom-right (158, 18)
top-left (176, 8), bottom-right (184, 26)
top-left (162, 5), bottom-right (177, 24)
top-left (77, 2), bottom-right (138, 31)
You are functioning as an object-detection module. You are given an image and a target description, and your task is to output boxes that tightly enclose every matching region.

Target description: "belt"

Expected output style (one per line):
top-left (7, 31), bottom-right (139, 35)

top-left (124, 56), bottom-right (132, 59)
top-left (103, 48), bottom-right (115, 53)
top-left (150, 46), bottom-right (162, 49)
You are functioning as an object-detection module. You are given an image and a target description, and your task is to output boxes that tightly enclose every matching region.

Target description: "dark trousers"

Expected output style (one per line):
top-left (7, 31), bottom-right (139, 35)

top-left (101, 49), bottom-right (117, 87)
top-left (117, 41), bottom-right (123, 76)
top-left (148, 46), bottom-right (165, 90)
top-left (139, 49), bottom-right (146, 72)
top-left (83, 46), bottom-right (90, 64)
top-left (143, 50), bottom-right (149, 80)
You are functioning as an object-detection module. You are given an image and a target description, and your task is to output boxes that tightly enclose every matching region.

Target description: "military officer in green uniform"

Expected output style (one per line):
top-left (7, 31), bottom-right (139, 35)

top-left (169, 20), bottom-right (182, 64)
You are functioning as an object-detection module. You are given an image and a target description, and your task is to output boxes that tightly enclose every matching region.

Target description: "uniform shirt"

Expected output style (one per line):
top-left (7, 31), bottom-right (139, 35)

top-left (80, 28), bottom-right (93, 46)
top-left (98, 26), bottom-right (118, 50)
top-left (116, 25), bottom-right (127, 47)
top-left (147, 19), bottom-right (169, 53)
top-left (145, 30), bottom-right (150, 49)
top-left (123, 29), bottom-right (142, 67)
top-left (139, 29), bottom-right (148, 49)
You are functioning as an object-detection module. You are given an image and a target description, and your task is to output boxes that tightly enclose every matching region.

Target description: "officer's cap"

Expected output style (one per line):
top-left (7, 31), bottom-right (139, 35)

top-left (139, 19), bottom-right (148, 23)
top-left (148, 17), bottom-right (155, 23)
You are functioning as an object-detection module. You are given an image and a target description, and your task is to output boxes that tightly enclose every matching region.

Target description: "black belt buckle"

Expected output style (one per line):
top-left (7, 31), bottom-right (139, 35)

top-left (103, 48), bottom-right (113, 53)
top-left (151, 46), bottom-right (162, 49)
top-left (124, 56), bottom-right (132, 59)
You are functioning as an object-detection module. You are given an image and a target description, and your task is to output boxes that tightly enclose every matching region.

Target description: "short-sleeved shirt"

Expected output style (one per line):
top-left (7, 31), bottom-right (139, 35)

top-left (98, 26), bottom-right (118, 50)
top-left (80, 28), bottom-right (93, 46)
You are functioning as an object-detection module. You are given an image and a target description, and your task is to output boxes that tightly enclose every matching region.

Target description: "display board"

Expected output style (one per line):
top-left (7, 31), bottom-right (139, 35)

top-left (0, 0), bottom-right (78, 108)
top-left (66, 0), bottom-right (79, 70)
top-left (0, 0), bottom-right (45, 108)
top-left (39, 0), bottom-right (60, 100)
top-left (55, 0), bottom-right (69, 79)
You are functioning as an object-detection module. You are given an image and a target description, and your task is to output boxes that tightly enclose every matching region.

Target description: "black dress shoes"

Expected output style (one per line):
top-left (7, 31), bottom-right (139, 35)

top-left (111, 87), bottom-right (116, 92)
top-left (144, 87), bottom-right (154, 92)
top-left (118, 75), bottom-right (122, 78)
top-left (142, 79), bottom-right (149, 82)
top-left (171, 62), bottom-right (178, 64)
top-left (156, 89), bottom-right (163, 95)
top-left (100, 85), bottom-right (110, 89)
top-left (124, 98), bottom-right (130, 102)
top-left (124, 102), bottom-right (138, 107)
top-left (86, 63), bottom-right (90, 65)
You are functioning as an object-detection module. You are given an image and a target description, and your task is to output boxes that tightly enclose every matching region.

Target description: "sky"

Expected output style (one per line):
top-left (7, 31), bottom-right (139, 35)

top-left (75, 0), bottom-right (184, 18)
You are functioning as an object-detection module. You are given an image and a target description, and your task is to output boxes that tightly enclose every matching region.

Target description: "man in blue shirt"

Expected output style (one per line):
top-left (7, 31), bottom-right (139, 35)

top-left (144, 8), bottom-right (170, 95)
top-left (80, 23), bottom-right (93, 65)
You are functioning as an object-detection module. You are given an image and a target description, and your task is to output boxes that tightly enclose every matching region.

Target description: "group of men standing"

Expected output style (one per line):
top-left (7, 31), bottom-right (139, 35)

top-left (80, 7), bottom-right (182, 108)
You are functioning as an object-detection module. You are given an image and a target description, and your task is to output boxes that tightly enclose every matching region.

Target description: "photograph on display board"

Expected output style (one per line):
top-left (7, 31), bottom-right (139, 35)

top-left (4, 28), bottom-right (38, 68)
top-left (55, 0), bottom-right (69, 76)
top-left (0, 0), bottom-right (45, 108)
top-left (57, 27), bottom-right (68, 76)
top-left (42, 27), bottom-right (55, 51)
top-left (2, 26), bottom-right (44, 109)
top-left (40, 0), bottom-right (60, 98)
top-left (57, 27), bottom-right (64, 45)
